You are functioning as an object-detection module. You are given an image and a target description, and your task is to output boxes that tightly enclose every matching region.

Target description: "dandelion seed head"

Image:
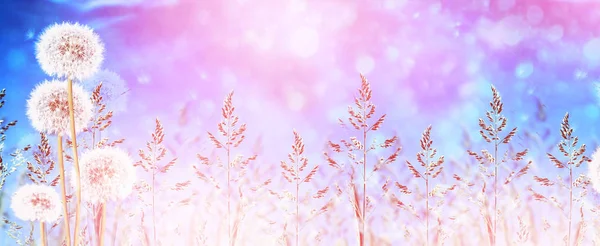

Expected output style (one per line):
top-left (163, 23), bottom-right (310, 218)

top-left (588, 147), bottom-right (600, 193)
top-left (10, 184), bottom-right (62, 222)
top-left (26, 79), bottom-right (93, 135)
top-left (75, 147), bottom-right (136, 204)
top-left (36, 22), bottom-right (104, 80)
top-left (82, 70), bottom-right (129, 113)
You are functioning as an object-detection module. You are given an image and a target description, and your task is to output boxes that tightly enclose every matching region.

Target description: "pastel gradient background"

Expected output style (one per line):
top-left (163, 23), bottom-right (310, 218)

top-left (3, 0), bottom-right (600, 245)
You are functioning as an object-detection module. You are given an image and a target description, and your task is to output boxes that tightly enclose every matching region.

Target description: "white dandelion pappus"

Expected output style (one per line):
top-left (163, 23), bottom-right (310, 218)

top-left (74, 147), bottom-right (136, 204)
top-left (26, 79), bottom-right (93, 135)
top-left (36, 22), bottom-right (104, 81)
top-left (82, 70), bottom-right (129, 113)
top-left (588, 147), bottom-right (600, 193)
top-left (10, 184), bottom-right (62, 222)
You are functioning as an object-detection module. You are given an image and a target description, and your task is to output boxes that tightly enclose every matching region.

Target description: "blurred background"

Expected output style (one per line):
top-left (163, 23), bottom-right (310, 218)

top-left (2, 0), bottom-right (600, 245)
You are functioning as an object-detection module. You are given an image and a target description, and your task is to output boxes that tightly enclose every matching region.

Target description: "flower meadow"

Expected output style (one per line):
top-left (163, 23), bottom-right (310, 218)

top-left (4, 1), bottom-right (600, 246)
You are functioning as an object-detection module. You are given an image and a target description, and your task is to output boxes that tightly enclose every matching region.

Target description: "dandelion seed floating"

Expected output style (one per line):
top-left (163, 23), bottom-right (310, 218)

top-left (82, 69), bottom-right (129, 114)
top-left (74, 147), bottom-right (136, 204)
top-left (35, 22), bottom-right (104, 81)
top-left (26, 79), bottom-right (93, 135)
top-left (10, 184), bottom-right (62, 222)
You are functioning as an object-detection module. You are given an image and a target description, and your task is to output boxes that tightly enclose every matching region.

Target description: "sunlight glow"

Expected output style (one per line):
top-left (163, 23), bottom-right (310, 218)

top-left (289, 27), bottom-right (320, 58)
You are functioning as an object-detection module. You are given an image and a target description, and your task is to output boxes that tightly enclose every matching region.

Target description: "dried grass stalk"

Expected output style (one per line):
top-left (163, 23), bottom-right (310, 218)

top-left (398, 125), bottom-right (449, 246)
top-left (135, 118), bottom-right (179, 245)
top-left (271, 130), bottom-right (332, 245)
top-left (194, 91), bottom-right (263, 246)
top-left (530, 113), bottom-right (591, 246)
top-left (466, 85), bottom-right (531, 246)
top-left (82, 82), bottom-right (123, 149)
top-left (324, 74), bottom-right (401, 245)
top-left (0, 89), bottom-right (33, 245)
top-left (26, 133), bottom-right (59, 186)
top-left (0, 88), bottom-right (18, 144)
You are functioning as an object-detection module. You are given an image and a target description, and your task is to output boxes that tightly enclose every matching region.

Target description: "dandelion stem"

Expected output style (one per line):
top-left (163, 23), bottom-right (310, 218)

top-left (40, 222), bottom-right (47, 246)
top-left (99, 203), bottom-right (106, 246)
top-left (111, 202), bottom-right (121, 246)
top-left (57, 134), bottom-right (71, 246)
top-left (57, 134), bottom-right (71, 245)
top-left (67, 77), bottom-right (83, 246)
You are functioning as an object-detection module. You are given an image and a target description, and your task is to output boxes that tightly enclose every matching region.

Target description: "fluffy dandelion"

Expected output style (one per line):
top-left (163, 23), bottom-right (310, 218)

top-left (36, 22), bottom-right (104, 80)
top-left (36, 21), bottom-right (105, 246)
top-left (26, 79), bottom-right (93, 135)
top-left (10, 184), bottom-right (62, 222)
top-left (25, 79), bottom-right (89, 245)
top-left (75, 147), bottom-right (136, 204)
top-left (82, 69), bottom-right (129, 113)
top-left (588, 147), bottom-right (600, 193)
